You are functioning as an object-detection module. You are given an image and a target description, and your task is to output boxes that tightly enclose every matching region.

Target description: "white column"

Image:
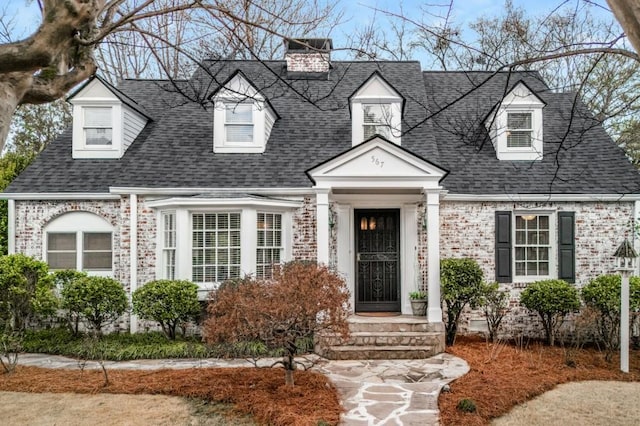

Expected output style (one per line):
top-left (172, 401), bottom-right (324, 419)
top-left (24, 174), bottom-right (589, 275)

top-left (7, 199), bottom-right (15, 254)
top-left (240, 209), bottom-right (257, 276)
top-left (426, 190), bottom-right (443, 323)
top-left (402, 204), bottom-right (418, 315)
top-left (316, 189), bottom-right (330, 264)
top-left (335, 204), bottom-right (354, 311)
top-left (129, 194), bottom-right (138, 333)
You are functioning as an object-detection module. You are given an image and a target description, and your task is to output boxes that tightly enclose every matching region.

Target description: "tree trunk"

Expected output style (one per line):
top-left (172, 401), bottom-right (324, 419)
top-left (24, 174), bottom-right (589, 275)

top-left (607, 0), bottom-right (640, 55)
top-left (0, 76), bottom-right (30, 150)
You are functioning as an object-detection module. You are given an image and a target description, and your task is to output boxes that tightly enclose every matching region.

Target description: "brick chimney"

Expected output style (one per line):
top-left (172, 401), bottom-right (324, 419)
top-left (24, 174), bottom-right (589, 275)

top-left (285, 38), bottom-right (332, 73)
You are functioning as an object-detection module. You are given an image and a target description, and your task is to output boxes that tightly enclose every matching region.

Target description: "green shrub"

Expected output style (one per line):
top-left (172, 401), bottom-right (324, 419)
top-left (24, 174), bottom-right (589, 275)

top-left (480, 282), bottom-right (509, 342)
top-left (440, 258), bottom-right (484, 345)
top-left (520, 279), bottom-right (580, 346)
top-left (60, 276), bottom-right (128, 334)
top-left (456, 398), bottom-right (477, 413)
top-left (52, 270), bottom-right (88, 335)
top-left (20, 328), bottom-right (304, 361)
top-left (582, 274), bottom-right (640, 360)
top-left (132, 280), bottom-right (200, 340)
top-left (0, 254), bottom-right (58, 332)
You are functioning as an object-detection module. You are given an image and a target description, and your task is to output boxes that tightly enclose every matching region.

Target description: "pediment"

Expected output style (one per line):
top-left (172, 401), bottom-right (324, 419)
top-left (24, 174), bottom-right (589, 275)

top-left (307, 137), bottom-right (447, 188)
top-left (350, 71), bottom-right (403, 101)
top-left (502, 81), bottom-right (545, 107)
top-left (68, 77), bottom-right (118, 102)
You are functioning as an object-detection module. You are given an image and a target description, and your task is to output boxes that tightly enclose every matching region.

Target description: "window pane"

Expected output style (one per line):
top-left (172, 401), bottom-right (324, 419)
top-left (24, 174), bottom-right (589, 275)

top-left (192, 213), bottom-right (241, 283)
top-left (84, 107), bottom-right (111, 127)
top-left (363, 104), bottom-right (391, 124)
top-left (48, 252), bottom-right (76, 270)
top-left (225, 104), bottom-right (253, 123)
top-left (85, 128), bottom-right (113, 145)
top-left (507, 113), bottom-right (531, 129)
top-left (83, 251), bottom-right (112, 270)
top-left (226, 125), bottom-right (253, 143)
top-left (364, 124), bottom-right (390, 139)
top-left (48, 233), bottom-right (76, 251)
top-left (507, 131), bottom-right (531, 148)
top-left (84, 233), bottom-right (111, 250)
top-left (539, 262), bottom-right (549, 275)
top-left (539, 216), bottom-right (549, 229)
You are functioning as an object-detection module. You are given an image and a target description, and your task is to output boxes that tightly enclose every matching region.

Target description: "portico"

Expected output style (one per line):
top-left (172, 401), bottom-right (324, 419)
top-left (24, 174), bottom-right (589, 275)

top-left (306, 137), bottom-right (447, 323)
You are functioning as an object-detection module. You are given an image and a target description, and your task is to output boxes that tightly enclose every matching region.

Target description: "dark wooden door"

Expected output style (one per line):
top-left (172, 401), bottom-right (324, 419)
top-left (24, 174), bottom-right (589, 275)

top-left (355, 209), bottom-right (401, 312)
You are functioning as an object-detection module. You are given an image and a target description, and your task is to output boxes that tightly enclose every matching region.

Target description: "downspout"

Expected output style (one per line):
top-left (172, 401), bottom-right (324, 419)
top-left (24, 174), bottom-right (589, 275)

top-left (7, 199), bottom-right (15, 254)
top-left (129, 194), bottom-right (138, 333)
top-left (635, 200), bottom-right (640, 276)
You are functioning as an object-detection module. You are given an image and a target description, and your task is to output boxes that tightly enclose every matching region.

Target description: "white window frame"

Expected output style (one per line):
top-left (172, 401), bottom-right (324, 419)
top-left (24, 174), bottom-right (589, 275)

top-left (513, 211), bottom-right (555, 282)
top-left (43, 212), bottom-right (114, 277)
top-left (362, 103), bottom-right (393, 140)
top-left (161, 211), bottom-right (176, 280)
top-left (256, 212), bottom-right (284, 279)
top-left (191, 211), bottom-right (242, 284)
top-left (506, 112), bottom-right (533, 148)
top-left (153, 201), bottom-right (297, 299)
top-left (83, 106), bottom-right (114, 147)
top-left (224, 102), bottom-right (254, 144)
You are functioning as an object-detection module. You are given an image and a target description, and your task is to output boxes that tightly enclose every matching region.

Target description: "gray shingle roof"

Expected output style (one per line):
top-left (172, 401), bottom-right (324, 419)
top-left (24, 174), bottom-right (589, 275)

top-left (6, 62), bottom-right (640, 195)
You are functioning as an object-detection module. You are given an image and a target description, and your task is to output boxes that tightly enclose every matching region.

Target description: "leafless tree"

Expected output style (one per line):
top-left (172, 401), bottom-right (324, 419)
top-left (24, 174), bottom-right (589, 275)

top-left (0, 0), bottom-right (341, 152)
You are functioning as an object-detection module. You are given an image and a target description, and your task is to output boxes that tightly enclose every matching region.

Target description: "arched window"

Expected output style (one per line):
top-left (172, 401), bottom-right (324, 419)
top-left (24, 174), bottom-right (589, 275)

top-left (44, 212), bottom-right (114, 276)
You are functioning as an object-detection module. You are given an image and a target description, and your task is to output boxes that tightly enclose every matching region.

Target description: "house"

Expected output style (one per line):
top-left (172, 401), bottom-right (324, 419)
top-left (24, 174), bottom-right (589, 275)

top-left (4, 39), bottom-right (640, 356)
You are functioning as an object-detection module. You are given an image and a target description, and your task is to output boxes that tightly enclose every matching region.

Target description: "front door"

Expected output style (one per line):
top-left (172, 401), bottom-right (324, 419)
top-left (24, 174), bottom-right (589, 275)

top-left (355, 209), bottom-right (401, 312)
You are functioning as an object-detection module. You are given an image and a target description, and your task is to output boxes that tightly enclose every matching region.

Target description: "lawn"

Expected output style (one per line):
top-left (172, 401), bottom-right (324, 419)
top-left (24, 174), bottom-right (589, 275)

top-left (439, 335), bottom-right (640, 425)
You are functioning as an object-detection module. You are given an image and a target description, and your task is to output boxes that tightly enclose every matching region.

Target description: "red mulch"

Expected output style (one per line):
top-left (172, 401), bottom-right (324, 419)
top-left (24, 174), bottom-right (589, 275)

top-left (439, 335), bottom-right (640, 425)
top-left (0, 366), bottom-right (341, 426)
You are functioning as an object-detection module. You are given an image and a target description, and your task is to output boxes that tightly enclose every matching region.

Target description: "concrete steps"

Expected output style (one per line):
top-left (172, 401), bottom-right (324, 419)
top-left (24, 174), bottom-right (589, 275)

top-left (315, 315), bottom-right (445, 360)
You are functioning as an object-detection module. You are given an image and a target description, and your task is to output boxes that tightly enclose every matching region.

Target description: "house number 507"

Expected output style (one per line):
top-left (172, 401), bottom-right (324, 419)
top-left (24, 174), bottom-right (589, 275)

top-left (371, 155), bottom-right (384, 168)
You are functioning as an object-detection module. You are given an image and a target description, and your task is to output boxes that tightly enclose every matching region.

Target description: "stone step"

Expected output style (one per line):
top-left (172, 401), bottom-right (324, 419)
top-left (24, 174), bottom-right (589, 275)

top-left (346, 317), bottom-right (439, 333)
top-left (320, 331), bottom-right (442, 347)
top-left (318, 345), bottom-right (439, 360)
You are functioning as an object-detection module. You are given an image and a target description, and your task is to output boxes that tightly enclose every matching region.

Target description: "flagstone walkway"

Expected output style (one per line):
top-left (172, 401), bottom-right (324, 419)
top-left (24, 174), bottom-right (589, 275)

top-left (15, 352), bottom-right (469, 425)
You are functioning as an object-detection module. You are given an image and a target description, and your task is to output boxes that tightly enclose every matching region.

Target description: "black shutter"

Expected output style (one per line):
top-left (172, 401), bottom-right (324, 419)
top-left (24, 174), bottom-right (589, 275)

top-left (558, 212), bottom-right (575, 283)
top-left (495, 211), bottom-right (512, 283)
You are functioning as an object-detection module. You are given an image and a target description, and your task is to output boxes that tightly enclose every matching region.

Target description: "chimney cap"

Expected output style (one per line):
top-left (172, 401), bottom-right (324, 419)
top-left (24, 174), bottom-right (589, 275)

top-left (286, 38), bottom-right (333, 53)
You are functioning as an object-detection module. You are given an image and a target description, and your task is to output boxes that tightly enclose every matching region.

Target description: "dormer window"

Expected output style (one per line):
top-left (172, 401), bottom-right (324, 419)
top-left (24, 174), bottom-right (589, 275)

top-left (485, 81), bottom-right (545, 161)
top-left (507, 113), bottom-right (532, 148)
top-left (212, 71), bottom-right (278, 154)
top-left (349, 71), bottom-right (404, 146)
top-left (225, 103), bottom-right (254, 143)
top-left (68, 75), bottom-right (150, 159)
top-left (84, 107), bottom-right (113, 146)
top-left (363, 103), bottom-right (392, 139)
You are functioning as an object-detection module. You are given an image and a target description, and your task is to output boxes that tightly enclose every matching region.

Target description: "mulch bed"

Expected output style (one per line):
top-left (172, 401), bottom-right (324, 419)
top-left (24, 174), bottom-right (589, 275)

top-left (0, 366), bottom-right (341, 426)
top-left (439, 335), bottom-right (640, 425)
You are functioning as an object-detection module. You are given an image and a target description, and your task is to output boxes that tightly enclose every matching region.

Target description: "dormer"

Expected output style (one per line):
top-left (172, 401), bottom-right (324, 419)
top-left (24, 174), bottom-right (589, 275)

top-left (485, 81), bottom-right (545, 161)
top-left (350, 71), bottom-right (404, 146)
top-left (211, 71), bottom-right (278, 154)
top-left (68, 75), bottom-right (150, 159)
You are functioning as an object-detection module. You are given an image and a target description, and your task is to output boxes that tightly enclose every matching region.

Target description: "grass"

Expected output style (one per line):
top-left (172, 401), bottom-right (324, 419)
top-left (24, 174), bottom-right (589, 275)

top-left (438, 335), bottom-right (640, 425)
top-left (21, 328), bottom-right (314, 361)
